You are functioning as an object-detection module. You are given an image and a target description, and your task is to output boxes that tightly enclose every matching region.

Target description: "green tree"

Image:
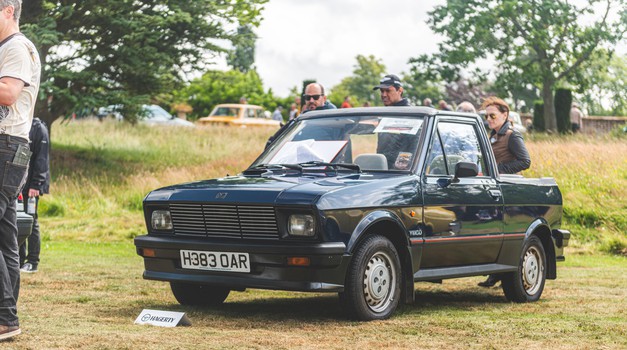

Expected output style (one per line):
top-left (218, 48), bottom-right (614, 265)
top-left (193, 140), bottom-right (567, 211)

top-left (227, 25), bottom-right (257, 73)
top-left (574, 52), bottom-right (627, 116)
top-left (21, 0), bottom-right (268, 128)
top-left (177, 69), bottom-right (282, 118)
top-left (424, 0), bottom-right (626, 132)
top-left (329, 55), bottom-right (387, 106)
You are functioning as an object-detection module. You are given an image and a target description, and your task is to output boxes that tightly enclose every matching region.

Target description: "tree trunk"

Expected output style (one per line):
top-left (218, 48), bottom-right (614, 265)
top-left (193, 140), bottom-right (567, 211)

top-left (542, 79), bottom-right (557, 132)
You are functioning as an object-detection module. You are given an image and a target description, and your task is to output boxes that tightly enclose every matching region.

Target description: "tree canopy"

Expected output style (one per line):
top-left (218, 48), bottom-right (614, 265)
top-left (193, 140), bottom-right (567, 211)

top-left (227, 25), bottom-right (257, 73)
top-left (176, 69), bottom-right (283, 118)
top-left (21, 0), bottom-right (268, 127)
top-left (419, 0), bottom-right (626, 131)
top-left (329, 55), bottom-right (387, 107)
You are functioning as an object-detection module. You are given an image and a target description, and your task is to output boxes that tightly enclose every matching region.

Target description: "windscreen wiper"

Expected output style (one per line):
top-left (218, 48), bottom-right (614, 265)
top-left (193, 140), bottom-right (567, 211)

top-left (297, 161), bottom-right (361, 173)
top-left (243, 163), bottom-right (303, 175)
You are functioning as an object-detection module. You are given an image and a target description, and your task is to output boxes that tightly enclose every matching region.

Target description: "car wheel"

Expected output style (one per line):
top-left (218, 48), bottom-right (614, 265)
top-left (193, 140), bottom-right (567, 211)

top-left (170, 282), bottom-right (230, 306)
top-left (339, 235), bottom-right (401, 320)
top-left (502, 235), bottom-right (546, 302)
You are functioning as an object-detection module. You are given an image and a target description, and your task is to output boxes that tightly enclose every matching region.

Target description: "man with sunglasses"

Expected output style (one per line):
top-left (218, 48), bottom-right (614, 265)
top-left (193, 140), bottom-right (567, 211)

top-left (265, 83), bottom-right (336, 148)
top-left (302, 83), bottom-right (336, 113)
top-left (478, 96), bottom-right (530, 288)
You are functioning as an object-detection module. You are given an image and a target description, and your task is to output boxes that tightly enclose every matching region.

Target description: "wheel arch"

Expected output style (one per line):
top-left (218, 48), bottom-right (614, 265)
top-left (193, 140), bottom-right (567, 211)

top-left (525, 219), bottom-right (556, 279)
top-left (346, 210), bottom-right (415, 304)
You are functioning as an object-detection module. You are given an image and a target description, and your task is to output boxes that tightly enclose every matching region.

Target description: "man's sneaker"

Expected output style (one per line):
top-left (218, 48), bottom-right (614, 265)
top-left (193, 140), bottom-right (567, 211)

top-left (0, 325), bottom-right (20, 341)
top-left (20, 263), bottom-right (38, 273)
top-left (478, 274), bottom-right (500, 287)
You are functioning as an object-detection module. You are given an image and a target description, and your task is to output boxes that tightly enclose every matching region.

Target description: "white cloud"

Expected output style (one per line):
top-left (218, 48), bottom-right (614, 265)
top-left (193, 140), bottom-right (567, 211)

top-left (253, 0), bottom-right (626, 97)
top-left (255, 0), bottom-right (445, 96)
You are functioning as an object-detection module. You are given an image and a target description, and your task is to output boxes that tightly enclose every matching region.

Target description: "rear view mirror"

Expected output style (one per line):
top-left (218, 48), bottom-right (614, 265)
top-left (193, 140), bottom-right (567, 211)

top-left (454, 162), bottom-right (478, 178)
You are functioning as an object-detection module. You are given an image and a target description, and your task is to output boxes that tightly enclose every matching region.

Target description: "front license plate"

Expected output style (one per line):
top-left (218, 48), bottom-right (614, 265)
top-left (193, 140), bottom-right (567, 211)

top-left (180, 250), bottom-right (250, 273)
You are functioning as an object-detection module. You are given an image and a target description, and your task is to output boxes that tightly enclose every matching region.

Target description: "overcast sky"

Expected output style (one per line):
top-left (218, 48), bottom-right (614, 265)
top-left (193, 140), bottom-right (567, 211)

top-left (247, 0), bottom-right (625, 97)
top-left (253, 0), bottom-right (444, 96)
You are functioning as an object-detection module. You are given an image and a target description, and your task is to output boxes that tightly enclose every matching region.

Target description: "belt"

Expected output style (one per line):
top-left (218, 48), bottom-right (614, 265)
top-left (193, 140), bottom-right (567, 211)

top-left (0, 134), bottom-right (28, 144)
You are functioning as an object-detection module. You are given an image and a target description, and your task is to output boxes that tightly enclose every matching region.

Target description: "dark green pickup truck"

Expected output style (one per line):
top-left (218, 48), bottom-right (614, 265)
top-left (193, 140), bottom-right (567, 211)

top-left (135, 107), bottom-right (570, 320)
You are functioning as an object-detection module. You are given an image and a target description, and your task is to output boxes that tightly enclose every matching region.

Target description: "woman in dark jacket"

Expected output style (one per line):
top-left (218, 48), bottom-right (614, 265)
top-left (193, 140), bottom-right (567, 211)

top-left (478, 97), bottom-right (531, 287)
top-left (482, 96), bottom-right (530, 174)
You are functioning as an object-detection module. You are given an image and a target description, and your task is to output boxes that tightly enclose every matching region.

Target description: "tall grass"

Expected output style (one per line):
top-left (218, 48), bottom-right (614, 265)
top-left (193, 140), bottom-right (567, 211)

top-left (524, 133), bottom-right (627, 253)
top-left (41, 119), bottom-right (626, 253)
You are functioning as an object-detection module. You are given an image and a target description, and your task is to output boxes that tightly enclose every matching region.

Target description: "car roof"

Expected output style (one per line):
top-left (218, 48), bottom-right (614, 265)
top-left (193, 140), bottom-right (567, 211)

top-left (214, 103), bottom-right (264, 109)
top-left (297, 106), bottom-right (479, 121)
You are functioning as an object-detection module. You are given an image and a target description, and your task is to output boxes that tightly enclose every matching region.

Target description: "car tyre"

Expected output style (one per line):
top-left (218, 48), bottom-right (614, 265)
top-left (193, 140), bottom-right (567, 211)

top-left (502, 235), bottom-right (546, 302)
top-left (170, 282), bottom-right (230, 306)
top-left (339, 235), bottom-right (401, 321)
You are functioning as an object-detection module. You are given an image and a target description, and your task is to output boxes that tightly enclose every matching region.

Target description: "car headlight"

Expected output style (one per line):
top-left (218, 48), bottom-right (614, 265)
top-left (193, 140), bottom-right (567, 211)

top-left (151, 210), bottom-right (173, 230)
top-left (288, 214), bottom-right (315, 237)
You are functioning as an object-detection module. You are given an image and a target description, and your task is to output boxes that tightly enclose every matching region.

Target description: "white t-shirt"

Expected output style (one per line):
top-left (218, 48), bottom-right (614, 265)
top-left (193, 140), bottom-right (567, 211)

top-left (0, 33), bottom-right (41, 140)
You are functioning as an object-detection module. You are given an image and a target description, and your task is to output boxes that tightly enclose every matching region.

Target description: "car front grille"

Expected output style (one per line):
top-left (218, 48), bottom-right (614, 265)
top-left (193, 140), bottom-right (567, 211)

top-left (169, 203), bottom-right (279, 239)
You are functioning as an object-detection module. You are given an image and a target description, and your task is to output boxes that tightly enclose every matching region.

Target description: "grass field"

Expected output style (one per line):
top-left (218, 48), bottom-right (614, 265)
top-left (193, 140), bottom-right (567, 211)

top-left (5, 241), bottom-right (626, 349)
top-left (2, 118), bottom-right (624, 348)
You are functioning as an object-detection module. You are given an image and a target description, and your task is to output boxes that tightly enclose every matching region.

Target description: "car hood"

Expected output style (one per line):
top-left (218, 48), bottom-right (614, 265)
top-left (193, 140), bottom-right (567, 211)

top-left (145, 173), bottom-right (419, 210)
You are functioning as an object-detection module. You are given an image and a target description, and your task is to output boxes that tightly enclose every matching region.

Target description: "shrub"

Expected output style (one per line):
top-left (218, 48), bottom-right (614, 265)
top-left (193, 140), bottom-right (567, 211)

top-left (533, 100), bottom-right (545, 131)
top-left (554, 88), bottom-right (572, 133)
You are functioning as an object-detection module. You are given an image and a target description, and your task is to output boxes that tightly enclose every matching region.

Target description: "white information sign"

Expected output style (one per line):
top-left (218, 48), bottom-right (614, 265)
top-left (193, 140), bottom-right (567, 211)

top-left (135, 309), bottom-right (191, 328)
top-left (374, 118), bottom-right (423, 135)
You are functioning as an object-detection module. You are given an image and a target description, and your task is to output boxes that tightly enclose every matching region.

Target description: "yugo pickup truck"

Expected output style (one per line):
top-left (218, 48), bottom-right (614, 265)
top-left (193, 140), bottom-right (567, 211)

top-left (135, 107), bottom-right (570, 320)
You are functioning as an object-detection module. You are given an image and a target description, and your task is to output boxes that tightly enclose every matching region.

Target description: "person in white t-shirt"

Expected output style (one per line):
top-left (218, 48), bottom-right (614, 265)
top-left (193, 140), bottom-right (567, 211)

top-left (0, 0), bottom-right (41, 342)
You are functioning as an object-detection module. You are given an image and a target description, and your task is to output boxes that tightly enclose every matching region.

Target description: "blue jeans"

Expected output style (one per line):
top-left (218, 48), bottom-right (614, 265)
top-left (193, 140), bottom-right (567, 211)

top-left (0, 135), bottom-right (29, 327)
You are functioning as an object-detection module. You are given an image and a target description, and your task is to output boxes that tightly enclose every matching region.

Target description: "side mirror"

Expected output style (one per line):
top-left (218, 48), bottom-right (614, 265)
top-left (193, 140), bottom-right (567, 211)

top-left (454, 162), bottom-right (478, 178)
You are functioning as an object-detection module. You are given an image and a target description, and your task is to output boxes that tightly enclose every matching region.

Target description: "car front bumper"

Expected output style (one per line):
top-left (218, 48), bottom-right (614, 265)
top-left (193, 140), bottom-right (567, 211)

top-left (134, 235), bottom-right (350, 292)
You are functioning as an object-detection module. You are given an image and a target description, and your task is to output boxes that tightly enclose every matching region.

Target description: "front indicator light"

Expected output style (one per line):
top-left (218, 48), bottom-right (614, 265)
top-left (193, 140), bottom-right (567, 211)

top-left (288, 214), bottom-right (315, 237)
top-left (151, 210), bottom-right (173, 230)
top-left (287, 257), bottom-right (310, 266)
top-left (140, 248), bottom-right (156, 257)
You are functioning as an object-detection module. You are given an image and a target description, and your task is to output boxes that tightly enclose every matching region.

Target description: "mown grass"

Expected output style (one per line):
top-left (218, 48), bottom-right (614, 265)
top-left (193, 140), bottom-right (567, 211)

top-left (5, 241), bottom-right (625, 349)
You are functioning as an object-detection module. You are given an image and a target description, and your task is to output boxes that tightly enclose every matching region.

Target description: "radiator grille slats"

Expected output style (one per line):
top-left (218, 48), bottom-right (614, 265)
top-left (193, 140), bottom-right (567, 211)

top-left (169, 203), bottom-right (279, 239)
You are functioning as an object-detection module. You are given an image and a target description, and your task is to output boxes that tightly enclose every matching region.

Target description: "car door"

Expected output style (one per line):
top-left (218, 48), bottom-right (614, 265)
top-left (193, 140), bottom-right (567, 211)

top-left (420, 118), bottom-right (504, 268)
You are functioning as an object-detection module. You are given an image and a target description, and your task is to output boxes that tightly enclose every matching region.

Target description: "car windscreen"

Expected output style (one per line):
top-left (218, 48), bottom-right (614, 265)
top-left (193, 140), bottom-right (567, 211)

top-left (211, 107), bottom-right (240, 117)
top-left (255, 115), bottom-right (424, 171)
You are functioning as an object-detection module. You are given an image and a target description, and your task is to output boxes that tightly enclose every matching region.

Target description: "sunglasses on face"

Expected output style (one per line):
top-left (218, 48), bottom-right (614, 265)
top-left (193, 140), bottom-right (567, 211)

top-left (485, 113), bottom-right (498, 120)
top-left (303, 94), bottom-right (323, 101)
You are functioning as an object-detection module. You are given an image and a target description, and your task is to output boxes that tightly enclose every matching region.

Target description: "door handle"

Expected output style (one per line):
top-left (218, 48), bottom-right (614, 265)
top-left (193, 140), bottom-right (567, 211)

top-left (489, 189), bottom-right (502, 201)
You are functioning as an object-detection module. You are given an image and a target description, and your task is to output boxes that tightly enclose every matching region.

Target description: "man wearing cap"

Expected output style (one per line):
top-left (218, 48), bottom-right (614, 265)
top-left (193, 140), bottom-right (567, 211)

top-left (373, 74), bottom-right (416, 169)
top-left (373, 74), bottom-right (410, 107)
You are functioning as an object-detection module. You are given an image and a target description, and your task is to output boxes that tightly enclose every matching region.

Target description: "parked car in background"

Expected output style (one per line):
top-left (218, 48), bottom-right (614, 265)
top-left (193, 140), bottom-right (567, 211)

top-left (17, 194), bottom-right (33, 246)
top-left (197, 104), bottom-right (280, 127)
top-left (141, 105), bottom-right (195, 127)
top-left (98, 105), bottom-right (195, 127)
top-left (480, 110), bottom-right (527, 133)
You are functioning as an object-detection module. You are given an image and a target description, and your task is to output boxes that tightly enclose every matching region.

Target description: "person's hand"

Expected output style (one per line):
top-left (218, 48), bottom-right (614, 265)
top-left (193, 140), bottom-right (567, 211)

top-left (28, 188), bottom-right (40, 198)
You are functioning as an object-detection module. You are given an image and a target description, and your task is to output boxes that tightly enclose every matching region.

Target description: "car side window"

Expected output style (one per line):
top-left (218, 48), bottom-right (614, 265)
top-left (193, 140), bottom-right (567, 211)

top-left (425, 131), bottom-right (447, 175)
top-left (437, 122), bottom-right (488, 176)
top-left (426, 122), bottom-right (489, 176)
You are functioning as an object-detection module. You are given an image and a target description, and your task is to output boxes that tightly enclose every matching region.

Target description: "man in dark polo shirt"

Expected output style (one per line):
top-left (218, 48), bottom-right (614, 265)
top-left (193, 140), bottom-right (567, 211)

top-left (373, 74), bottom-right (416, 169)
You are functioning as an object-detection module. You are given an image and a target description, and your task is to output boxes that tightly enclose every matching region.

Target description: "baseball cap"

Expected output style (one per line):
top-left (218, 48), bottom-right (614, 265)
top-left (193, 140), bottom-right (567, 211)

top-left (373, 74), bottom-right (403, 90)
